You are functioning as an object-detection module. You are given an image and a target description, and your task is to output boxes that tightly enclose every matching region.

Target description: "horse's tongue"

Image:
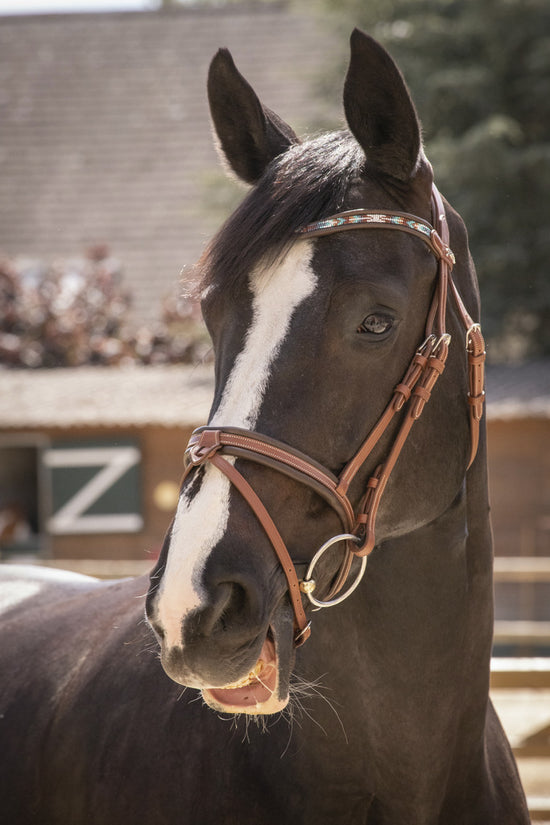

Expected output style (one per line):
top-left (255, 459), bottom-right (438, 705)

top-left (202, 637), bottom-right (281, 713)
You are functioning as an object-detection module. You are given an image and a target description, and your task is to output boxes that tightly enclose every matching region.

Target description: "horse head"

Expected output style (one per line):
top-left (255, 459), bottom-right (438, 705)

top-left (145, 30), bottom-right (482, 716)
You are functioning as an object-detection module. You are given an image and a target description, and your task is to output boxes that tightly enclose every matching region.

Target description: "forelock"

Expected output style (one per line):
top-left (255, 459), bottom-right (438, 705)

top-left (199, 131), bottom-right (364, 293)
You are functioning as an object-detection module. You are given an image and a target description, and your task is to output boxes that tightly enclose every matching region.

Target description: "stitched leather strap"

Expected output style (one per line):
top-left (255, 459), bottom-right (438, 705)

top-left (336, 334), bottom-right (436, 496)
top-left (184, 334), bottom-right (451, 634)
top-left (448, 278), bottom-right (486, 467)
top-left (187, 427), bottom-right (355, 530)
top-left (352, 334), bottom-right (451, 556)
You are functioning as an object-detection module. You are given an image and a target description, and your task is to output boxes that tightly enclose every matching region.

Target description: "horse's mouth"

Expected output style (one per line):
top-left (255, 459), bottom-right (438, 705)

top-left (201, 633), bottom-right (287, 715)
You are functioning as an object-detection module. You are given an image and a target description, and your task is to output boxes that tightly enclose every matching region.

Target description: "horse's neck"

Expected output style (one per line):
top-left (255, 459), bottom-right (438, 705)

top-left (458, 420), bottom-right (495, 703)
top-left (464, 423), bottom-right (494, 581)
top-left (300, 436), bottom-right (494, 750)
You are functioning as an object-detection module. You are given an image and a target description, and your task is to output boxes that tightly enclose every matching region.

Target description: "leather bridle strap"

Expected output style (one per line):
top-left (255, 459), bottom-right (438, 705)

top-left (431, 185), bottom-right (485, 466)
top-left (344, 333), bottom-right (451, 557)
top-left (210, 453), bottom-right (312, 644)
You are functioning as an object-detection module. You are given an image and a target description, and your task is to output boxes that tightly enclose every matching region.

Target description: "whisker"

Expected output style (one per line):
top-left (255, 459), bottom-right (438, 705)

top-left (255, 672), bottom-right (275, 697)
top-left (287, 671), bottom-right (349, 745)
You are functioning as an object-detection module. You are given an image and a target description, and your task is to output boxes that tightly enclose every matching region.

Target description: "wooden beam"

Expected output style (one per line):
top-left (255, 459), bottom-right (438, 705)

top-left (490, 658), bottom-right (550, 688)
top-left (494, 621), bottom-right (550, 645)
top-left (493, 557), bottom-right (550, 582)
top-left (528, 797), bottom-right (550, 820)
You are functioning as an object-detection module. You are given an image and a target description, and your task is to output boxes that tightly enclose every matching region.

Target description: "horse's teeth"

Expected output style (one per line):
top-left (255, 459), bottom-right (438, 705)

top-left (223, 660), bottom-right (264, 689)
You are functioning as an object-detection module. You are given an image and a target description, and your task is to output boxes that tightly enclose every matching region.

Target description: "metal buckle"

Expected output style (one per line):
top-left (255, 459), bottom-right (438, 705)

top-left (417, 334), bottom-right (437, 357)
top-left (432, 332), bottom-right (452, 355)
top-left (465, 323), bottom-right (482, 352)
top-left (293, 621), bottom-right (312, 644)
top-left (299, 533), bottom-right (367, 609)
top-left (430, 229), bottom-right (456, 267)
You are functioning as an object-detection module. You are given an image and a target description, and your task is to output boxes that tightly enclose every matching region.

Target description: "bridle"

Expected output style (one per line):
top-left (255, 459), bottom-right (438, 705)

top-left (182, 184), bottom-right (486, 646)
top-left (183, 186), bottom-right (485, 645)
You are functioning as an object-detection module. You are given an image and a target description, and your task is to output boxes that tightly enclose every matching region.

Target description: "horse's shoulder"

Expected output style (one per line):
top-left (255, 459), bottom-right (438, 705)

top-left (0, 563), bottom-right (147, 605)
top-left (0, 565), bottom-right (149, 666)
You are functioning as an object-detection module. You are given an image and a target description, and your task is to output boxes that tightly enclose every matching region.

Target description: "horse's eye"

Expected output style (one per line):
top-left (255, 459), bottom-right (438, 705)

top-left (357, 313), bottom-right (394, 335)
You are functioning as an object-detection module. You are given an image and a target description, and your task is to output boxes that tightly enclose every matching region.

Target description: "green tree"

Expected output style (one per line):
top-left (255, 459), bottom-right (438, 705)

top-left (310, 0), bottom-right (550, 361)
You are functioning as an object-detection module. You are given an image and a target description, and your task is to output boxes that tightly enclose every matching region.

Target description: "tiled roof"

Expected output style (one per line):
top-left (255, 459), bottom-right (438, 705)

top-left (485, 359), bottom-right (550, 420)
top-left (0, 7), bottom-right (338, 320)
top-left (0, 360), bottom-right (548, 430)
top-left (0, 363), bottom-right (214, 428)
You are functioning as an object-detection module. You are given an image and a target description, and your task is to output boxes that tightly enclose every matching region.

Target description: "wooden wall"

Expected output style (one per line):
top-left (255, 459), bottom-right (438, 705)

top-left (488, 419), bottom-right (550, 558)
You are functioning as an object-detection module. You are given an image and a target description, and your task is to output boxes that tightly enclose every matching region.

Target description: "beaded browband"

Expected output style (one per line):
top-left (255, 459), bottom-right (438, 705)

top-left (299, 210), bottom-right (434, 237)
top-left (298, 208), bottom-right (456, 270)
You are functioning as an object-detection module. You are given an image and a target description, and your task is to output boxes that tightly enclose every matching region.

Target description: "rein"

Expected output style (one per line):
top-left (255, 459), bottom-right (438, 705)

top-left (183, 185), bottom-right (486, 646)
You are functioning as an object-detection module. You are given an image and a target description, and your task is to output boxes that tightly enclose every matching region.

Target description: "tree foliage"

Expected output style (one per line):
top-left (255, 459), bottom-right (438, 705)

top-left (309, 0), bottom-right (550, 361)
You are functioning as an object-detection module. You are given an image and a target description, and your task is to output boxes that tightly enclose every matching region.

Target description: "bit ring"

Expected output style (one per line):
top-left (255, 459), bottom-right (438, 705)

top-left (300, 533), bottom-right (367, 608)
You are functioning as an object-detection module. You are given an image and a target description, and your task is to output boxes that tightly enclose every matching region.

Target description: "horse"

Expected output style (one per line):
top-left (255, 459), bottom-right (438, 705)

top-left (0, 30), bottom-right (529, 825)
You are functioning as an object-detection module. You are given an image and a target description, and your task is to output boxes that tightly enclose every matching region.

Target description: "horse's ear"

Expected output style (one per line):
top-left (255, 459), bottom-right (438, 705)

top-left (344, 29), bottom-right (422, 182)
top-left (207, 48), bottom-right (299, 185)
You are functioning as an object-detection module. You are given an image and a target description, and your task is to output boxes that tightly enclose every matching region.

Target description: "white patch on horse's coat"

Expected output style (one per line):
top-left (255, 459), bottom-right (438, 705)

top-left (156, 242), bottom-right (316, 650)
top-left (0, 580), bottom-right (42, 613)
top-left (0, 565), bottom-right (95, 616)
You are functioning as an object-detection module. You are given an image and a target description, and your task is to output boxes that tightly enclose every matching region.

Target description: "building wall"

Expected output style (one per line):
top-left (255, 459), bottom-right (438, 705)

top-left (488, 418), bottom-right (550, 637)
top-left (51, 425), bottom-right (192, 560)
top-left (487, 419), bottom-right (550, 558)
top-left (1, 424), bottom-right (193, 562)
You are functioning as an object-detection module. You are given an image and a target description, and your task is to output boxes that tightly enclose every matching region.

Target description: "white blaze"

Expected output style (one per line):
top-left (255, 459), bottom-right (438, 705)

top-left (156, 242), bottom-right (316, 647)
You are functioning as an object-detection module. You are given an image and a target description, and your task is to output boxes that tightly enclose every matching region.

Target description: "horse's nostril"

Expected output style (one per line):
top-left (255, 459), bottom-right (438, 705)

top-left (212, 581), bottom-right (248, 633)
top-left (189, 576), bottom-right (257, 640)
top-left (225, 582), bottom-right (247, 616)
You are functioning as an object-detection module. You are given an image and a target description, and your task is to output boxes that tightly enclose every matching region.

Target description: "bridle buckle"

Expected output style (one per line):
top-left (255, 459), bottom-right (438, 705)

top-left (465, 323), bottom-right (482, 352)
top-left (430, 228), bottom-right (456, 267)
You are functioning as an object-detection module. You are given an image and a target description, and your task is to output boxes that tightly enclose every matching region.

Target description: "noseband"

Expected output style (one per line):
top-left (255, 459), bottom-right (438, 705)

top-left (182, 185), bottom-right (486, 646)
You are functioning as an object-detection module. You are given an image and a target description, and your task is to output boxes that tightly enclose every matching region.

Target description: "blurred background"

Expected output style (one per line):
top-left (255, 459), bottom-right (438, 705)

top-left (0, 0), bottom-right (549, 814)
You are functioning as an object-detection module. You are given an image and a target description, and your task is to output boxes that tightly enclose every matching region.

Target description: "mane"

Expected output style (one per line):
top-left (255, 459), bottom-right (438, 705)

top-left (199, 131), bottom-right (364, 292)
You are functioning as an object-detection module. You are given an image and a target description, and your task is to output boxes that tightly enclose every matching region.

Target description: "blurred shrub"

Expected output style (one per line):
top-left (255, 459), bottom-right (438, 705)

top-left (0, 246), bottom-right (211, 369)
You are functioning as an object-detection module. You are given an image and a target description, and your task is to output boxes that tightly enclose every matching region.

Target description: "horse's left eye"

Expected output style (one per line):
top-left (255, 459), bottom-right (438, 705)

top-left (357, 313), bottom-right (394, 336)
